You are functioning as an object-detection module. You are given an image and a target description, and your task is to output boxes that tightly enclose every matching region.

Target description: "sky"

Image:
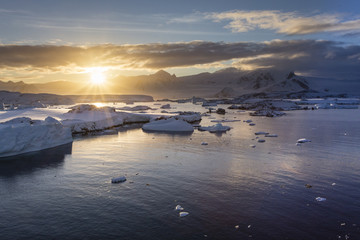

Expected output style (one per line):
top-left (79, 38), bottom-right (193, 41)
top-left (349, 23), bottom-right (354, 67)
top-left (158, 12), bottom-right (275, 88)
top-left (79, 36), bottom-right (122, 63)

top-left (1, 0), bottom-right (360, 83)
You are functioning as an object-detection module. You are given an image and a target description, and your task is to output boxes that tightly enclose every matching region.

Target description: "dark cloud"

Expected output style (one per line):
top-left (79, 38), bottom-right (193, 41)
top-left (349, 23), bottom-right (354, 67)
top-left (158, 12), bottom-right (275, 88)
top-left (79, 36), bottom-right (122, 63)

top-left (0, 40), bottom-right (359, 79)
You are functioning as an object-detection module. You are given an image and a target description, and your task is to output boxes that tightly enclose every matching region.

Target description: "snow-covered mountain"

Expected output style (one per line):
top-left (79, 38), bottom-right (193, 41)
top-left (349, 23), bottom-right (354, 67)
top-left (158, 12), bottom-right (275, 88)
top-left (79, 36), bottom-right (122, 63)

top-left (0, 68), bottom-right (358, 98)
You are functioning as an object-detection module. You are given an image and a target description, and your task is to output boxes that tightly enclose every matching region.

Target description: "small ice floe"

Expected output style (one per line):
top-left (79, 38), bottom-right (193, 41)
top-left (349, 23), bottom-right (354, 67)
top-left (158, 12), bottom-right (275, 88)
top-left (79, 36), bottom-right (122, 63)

top-left (257, 139), bottom-right (266, 143)
top-left (297, 138), bottom-right (311, 143)
top-left (265, 134), bottom-right (278, 137)
top-left (198, 123), bottom-right (231, 133)
top-left (250, 145), bottom-right (256, 148)
top-left (255, 131), bottom-right (269, 135)
top-left (111, 176), bottom-right (127, 183)
top-left (175, 205), bottom-right (184, 211)
top-left (160, 104), bottom-right (171, 109)
top-left (201, 142), bottom-right (208, 145)
top-left (315, 197), bottom-right (326, 202)
top-left (179, 212), bottom-right (189, 217)
top-left (216, 108), bottom-right (226, 114)
top-left (332, 183), bottom-right (336, 186)
top-left (341, 223), bottom-right (346, 226)
top-left (248, 225), bottom-right (251, 229)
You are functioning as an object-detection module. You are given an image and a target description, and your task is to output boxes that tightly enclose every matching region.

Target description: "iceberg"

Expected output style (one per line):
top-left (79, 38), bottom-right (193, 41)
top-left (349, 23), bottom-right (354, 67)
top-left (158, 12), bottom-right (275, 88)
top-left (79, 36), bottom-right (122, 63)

top-left (315, 197), bottom-right (326, 202)
top-left (142, 118), bottom-right (194, 133)
top-left (265, 134), bottom-right (278, 137)
top-left (61, 104), bottom-right (150, 133)
top-left (173, 112), bottom-right (201, 123)
top-left (198, 123), bottom-right (231, 133)
top-left (297, 138), bottom-right (311, 143)
top-left (255, 131), bottom-right (269, 135)
top-left (175, 205), bottom-right (184, 211)
top-left (111, 176), bottom-right (127, 183)
top-left (0, 116), bottom-right (73, 157)
top-left (179, 212), bottom-right (189, 217)
top-left (160, 104), bottom-right (171, 109)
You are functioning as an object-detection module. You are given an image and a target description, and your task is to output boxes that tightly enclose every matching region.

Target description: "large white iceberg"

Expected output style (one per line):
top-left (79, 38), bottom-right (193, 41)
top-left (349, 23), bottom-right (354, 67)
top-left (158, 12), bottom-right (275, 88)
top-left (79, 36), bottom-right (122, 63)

top-left (61, 104), bottom-right (150, 133)
top-left (0, 116), bottom-right (73, 157)
top-left (142, 118), bottom-right (194, 133)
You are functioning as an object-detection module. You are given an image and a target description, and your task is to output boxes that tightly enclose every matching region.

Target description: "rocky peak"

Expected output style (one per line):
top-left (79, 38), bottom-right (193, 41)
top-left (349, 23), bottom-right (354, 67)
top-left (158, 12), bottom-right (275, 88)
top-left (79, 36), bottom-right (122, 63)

top-left (287, 71), bottom-right (296, 79)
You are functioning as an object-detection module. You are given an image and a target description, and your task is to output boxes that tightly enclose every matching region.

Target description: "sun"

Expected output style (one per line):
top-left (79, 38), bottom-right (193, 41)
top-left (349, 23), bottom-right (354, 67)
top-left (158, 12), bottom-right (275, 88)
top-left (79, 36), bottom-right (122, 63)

top-left (89, 67), bottom-right (107, 85)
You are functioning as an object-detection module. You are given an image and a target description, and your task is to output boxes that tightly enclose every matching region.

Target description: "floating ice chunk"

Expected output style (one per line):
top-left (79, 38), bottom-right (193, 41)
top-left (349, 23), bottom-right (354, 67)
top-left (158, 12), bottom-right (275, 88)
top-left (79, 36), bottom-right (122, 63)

top-left (265, 134), bottom-right (278, 137)
top-left (216, 108), bottom-right (226, 114)
top-left (201, 142), bottom-right (208, 145)
top-left (257, 139), bottom-right (266, 143)
top-left (111, 176), bottom-right (127, 183)
top-left (198, 123), bottom-right (231, 133)
top-left (297, 138), bottom-right (311, 143)
top-left (174, 112), bottom-right (202, 123)
top-left (315, 197), bottom-right (326, 202)
top-left (255, 131), bottom-right (269, 135)
top-left (332, 183), bottom-right (336, 186)
top-left (248, 225), bottom-right (251, 229)
top-left (179, 212), bottom-right (189, 217)
top-left (160, 104), bottom-right (171, 109)
top-left (175, 205), bottom-right (184, 211)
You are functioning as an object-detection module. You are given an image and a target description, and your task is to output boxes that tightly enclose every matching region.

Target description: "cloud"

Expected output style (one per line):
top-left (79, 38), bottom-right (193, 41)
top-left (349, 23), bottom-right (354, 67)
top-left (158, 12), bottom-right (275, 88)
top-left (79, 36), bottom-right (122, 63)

top-left (0, 40), bottom-right (360, 79)
top-left (167, 12), bottom-right (205, 24)
top-left (207, 10), bottom-right (360, 35)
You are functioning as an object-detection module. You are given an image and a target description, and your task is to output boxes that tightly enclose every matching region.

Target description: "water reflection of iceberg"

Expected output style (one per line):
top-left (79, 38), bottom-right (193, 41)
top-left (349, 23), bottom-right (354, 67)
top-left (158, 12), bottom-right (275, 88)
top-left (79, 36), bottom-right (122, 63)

top-left (0, 143), bottom-right (72, 177)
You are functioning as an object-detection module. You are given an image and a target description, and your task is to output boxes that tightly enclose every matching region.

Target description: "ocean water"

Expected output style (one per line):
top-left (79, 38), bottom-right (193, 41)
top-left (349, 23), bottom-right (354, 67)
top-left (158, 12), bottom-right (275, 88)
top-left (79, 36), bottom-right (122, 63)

top-left (0, 105), bottom-right (359, 240)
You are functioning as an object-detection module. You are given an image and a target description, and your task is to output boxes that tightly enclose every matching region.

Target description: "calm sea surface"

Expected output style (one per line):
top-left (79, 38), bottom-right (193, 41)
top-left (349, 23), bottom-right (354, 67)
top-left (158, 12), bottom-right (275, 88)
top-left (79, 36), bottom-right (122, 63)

top-left (0, 104), bottom-right (359, 240)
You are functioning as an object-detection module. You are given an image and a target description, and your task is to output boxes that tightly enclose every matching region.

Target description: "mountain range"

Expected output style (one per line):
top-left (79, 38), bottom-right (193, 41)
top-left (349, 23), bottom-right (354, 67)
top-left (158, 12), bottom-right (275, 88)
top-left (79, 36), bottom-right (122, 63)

top-left (1, 68), bottom-right (359, 98)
